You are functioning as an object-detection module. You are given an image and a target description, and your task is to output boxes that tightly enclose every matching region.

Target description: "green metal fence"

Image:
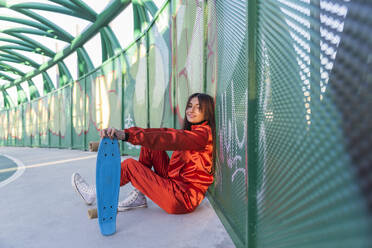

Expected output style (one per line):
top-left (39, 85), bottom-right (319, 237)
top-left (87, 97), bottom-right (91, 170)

top-left (1, 1), bottom-right (372, 247)
top-left (253, 1), bottom-right (372, 247)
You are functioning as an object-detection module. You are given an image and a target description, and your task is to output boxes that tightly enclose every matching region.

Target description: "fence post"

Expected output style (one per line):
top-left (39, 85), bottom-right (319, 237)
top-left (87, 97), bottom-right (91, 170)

top-left (247, 0), bottom-right (258, 247)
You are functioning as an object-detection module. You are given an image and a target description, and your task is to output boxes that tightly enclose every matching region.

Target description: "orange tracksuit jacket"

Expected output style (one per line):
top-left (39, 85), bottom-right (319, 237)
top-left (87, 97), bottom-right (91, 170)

top-left (120, 122), bottom-right (214, 214)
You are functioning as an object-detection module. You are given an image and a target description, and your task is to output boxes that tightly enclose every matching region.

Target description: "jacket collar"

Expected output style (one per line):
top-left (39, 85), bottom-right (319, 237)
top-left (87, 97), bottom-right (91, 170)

top-left (190, 120), bottom-right (209, 129)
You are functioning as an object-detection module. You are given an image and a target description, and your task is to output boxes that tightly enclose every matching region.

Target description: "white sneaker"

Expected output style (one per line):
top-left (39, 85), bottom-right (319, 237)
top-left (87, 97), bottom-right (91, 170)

top-left (118, 189), bottom-right (147, 212)
top-left (71, 172), bottom-right (96, 205)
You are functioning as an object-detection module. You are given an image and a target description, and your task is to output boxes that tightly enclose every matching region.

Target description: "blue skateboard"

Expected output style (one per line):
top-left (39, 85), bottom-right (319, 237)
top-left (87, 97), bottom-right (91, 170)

top-left (96, 137), bottom-right (121, 236)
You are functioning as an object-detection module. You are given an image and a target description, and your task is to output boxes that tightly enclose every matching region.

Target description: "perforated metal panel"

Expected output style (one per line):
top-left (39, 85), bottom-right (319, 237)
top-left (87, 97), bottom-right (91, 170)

top-left (255, 0), bottom-right (372, 247)
top-left (49, 91), bottom-right (61, 148)
top-left (60, 85), bottom-right (72, 149)
top-left (122, 40), bottom-right (147, 156)
top-left (71, 80), bottom-right (86, 149)
top-left (173, 0), bottom-right (205, 127)
top-left (148, 2), bottom-right (172, 128)
top-left (207, 0), bottom-right (249, 247)
top-left (39, 97), bottom-right (49, 148)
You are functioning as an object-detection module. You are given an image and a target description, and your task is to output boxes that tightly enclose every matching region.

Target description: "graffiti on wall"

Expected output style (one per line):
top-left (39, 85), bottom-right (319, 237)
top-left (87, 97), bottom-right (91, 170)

top-left (216, 81), bottom-right (248, 191)
top-left (124, 113), bottom-right (140, 150)
top-left (90, 70), bottom-right (120, 131)
top-left (173, 1), bottom-right (205, 124)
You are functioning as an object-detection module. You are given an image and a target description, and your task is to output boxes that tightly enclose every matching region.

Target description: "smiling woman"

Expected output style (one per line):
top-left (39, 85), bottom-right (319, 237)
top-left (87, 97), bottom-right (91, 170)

top-left (72, 92), bottom-right (217, 215)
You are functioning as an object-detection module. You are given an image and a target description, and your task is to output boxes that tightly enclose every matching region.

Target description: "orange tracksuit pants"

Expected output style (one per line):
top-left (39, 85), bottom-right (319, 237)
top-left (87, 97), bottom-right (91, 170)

top-left (120, 146), bottom-right (191, 214)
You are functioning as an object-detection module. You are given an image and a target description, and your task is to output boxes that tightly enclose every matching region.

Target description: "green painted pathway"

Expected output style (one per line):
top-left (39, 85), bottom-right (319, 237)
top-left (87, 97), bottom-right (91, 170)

top-left (0, 155), bottom-right (17, 183)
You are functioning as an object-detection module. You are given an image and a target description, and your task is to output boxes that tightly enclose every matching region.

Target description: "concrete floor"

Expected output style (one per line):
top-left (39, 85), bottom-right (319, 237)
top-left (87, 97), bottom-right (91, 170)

top-left (0, 146), bottom-right (234, 248)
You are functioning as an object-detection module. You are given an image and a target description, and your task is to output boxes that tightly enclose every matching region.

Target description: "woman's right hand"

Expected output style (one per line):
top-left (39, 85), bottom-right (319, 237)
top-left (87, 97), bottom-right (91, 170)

top-left (100, 128), bottom-right (126, 140)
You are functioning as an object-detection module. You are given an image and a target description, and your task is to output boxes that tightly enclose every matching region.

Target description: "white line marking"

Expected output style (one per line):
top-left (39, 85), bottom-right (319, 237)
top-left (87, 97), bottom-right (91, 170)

top-left (0, 154), bottom-right (97, 180)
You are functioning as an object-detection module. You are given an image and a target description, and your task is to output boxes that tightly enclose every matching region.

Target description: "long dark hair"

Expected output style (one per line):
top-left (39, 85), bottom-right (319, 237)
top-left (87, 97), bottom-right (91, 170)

top-left (183, 93), bottom-right (216, 174)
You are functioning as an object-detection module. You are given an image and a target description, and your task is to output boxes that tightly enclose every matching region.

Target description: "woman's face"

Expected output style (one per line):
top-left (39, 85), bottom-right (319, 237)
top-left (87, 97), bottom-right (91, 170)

top-left (186, 97), bottom-right (205, 124)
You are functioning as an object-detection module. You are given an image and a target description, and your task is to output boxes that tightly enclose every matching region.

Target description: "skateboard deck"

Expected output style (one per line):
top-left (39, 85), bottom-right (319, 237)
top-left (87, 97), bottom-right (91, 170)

top-left (96, 137), bottom-right (121, 236)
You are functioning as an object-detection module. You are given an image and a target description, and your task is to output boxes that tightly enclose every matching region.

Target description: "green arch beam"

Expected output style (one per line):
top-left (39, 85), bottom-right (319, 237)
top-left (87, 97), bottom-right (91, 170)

top-left (0, 61), bottom-right (26, 76)
top-left (1, 0), bottom-right (131, 90)
top-left (9, 2), bottom-right (96, 22)
top-left (0, 72), bottom-right (14, 81)
top-left (0, 0), bottom-right (162, 109)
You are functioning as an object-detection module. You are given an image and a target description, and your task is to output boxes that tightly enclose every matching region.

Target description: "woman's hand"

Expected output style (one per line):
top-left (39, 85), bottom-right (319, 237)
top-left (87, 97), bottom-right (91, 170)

top-left (100, 128), bottom-right (126, 140)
